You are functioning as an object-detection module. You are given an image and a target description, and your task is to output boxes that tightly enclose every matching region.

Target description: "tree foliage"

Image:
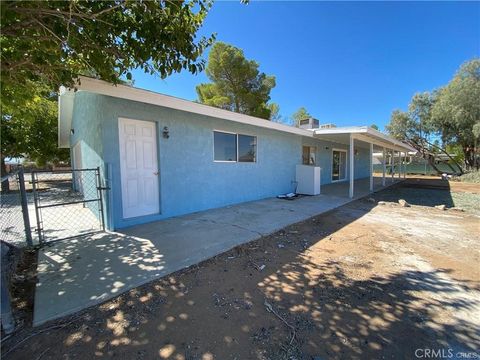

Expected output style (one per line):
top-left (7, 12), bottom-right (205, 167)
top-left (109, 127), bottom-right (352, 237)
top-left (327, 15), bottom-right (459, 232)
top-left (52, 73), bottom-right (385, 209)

top-left (386, 58), bottom-right (480, 171)
top-left (430, 59), bottom-right (480, 167)
top-left (1, 82), bottom-right (70, 167)
top-left (1, 0), bottom-right (214, 97)
top-left (196, 42), bottom-right (276, 119)
top-left (268, 103), bottom-right (281, 121)
top-left (292, 107), bottom-right (311, 126)
top-left (1, 0), bottom-right (214, 172)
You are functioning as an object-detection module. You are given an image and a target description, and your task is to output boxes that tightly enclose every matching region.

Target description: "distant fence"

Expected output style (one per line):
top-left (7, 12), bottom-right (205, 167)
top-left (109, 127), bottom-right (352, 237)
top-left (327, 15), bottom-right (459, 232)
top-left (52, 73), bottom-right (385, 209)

top-left (373, 162), bottom-right (457, 175)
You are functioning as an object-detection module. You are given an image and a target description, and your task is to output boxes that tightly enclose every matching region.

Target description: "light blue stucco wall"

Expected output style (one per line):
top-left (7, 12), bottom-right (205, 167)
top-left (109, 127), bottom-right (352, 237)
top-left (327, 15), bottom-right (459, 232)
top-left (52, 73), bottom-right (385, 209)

top-left (301, 138), bottom-right (370, 185)
top-left (70, 92), bottom-right (372, 230)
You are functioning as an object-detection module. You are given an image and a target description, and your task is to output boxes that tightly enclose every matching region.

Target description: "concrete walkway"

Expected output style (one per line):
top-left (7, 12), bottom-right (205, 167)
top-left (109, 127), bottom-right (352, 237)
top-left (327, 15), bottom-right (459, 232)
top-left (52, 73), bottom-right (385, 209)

top-left (33, 177), bottom-right (400, 326)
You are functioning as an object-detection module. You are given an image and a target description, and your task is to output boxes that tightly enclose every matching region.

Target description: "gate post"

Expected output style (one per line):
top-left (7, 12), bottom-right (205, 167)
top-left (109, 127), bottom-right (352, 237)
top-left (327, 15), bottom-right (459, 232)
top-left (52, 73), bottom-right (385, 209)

top-left (31, 172), bottom-right (43, 243)
top-left (18, 168), bottom-right (33, 247)
top-left (96, 167), bottom-right (106, 231)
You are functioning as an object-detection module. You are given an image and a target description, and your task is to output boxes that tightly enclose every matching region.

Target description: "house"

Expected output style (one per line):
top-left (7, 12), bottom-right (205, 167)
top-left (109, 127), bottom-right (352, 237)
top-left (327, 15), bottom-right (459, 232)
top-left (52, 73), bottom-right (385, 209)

top-left (58, 77), bottom-right (415, 230)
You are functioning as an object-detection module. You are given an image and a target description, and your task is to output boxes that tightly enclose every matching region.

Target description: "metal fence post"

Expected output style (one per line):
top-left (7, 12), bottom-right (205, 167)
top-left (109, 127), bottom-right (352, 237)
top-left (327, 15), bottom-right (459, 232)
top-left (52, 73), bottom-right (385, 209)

top-left (96, 167), bottom-right (106, 231)
top-left (31, 171), bottom-right (43, 243)
top-left (18, 168), bottom-right (33, 247)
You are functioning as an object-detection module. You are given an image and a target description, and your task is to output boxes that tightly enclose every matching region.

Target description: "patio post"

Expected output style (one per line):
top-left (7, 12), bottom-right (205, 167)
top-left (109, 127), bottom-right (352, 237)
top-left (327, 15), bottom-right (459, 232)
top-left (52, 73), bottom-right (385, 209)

top-left (349, 134), bottom-right (354, 198)
top-left (369, 143), bottom-right (373, 192)
top-left (404, 152), bottom-right (407, 179)
top-left (398, 150), bottom-right (401, 179)
top-left (382, 147), bottom-right (386, 186)
top-left (391, 149), bottom-right (394, 183)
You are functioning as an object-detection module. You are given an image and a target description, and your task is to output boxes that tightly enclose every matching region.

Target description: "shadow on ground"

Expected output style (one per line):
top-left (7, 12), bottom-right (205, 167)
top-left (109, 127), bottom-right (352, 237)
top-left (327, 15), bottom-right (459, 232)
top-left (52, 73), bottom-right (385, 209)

top-left (3, 187), bottom-right (479, 360)
top-left (373, 178), bottom-right (456, 208)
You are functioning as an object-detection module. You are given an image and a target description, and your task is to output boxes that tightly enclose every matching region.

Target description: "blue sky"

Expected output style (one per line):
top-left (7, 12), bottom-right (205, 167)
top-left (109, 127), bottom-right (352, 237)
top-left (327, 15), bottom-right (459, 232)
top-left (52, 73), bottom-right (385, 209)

top-left (131, 1), bottom-right (480, 130)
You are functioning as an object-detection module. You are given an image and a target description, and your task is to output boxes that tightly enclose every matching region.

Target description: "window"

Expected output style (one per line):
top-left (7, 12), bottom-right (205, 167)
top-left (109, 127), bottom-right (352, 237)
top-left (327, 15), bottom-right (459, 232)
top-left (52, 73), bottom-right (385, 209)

top-left (332, 149), bottom-right (347, 181)
top-left (214, 131), bottom-right (237, 161)
top-left (238, 135), bottom-right (256, 162)
top-left (302, 146), bottom-right (316, 165)
top-left (214, 131), bottom-right (257, 162)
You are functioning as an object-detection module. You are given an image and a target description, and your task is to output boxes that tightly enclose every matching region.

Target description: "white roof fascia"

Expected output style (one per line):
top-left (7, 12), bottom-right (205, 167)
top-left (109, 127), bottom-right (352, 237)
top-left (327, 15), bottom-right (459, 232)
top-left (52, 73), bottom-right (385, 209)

top-left (73, 76), bottom-right (314, 138)
top-left (58, 86), bottom-right (75, 148)
top-left (313, 126), bottom-right (416, 153)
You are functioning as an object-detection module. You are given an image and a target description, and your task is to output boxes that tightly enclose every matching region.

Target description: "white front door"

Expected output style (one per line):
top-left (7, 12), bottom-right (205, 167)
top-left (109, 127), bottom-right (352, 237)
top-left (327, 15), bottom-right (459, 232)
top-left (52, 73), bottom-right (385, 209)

top-left (118, 118), bottom-right (160, 219)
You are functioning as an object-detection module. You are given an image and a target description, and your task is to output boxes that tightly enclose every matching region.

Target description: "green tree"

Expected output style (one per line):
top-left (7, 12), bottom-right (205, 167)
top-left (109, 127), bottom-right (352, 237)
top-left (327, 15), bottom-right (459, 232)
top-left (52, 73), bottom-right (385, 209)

top-left (196, 42), bottom-right (276, 119)
top-left (292, 107), bottom-right (311, 127)
top-left (386, 96), bottom-right (463, 174)
top-left (1, 0), bottom-right (215, 178)
top-left (1, 0), bottom-right (214, 97)
top-left (370, 124), bottom-right (379, 130)
top-left (1, 82), bottom-right (70, 190)
top-left (431, 59), bottom-right (480, 169)
top-left (268, 103), bottom-right (281, 121)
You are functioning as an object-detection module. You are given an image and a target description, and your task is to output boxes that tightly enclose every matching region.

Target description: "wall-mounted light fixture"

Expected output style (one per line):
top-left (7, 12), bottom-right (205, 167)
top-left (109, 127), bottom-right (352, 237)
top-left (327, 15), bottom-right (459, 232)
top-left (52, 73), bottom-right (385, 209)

top-left (354, 148), bottom-right (359, 156)
top-left (325, 146), bottom-right (329, 150)
top-left (162, 126), bottom-right (170, 139)
top-left (70, 129), bottom-right (75, 135)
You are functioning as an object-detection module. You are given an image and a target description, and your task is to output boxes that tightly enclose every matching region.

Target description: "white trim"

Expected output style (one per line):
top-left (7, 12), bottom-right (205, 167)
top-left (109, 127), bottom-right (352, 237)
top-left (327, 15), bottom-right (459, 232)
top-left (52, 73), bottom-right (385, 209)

top-left (59, 77), bottom-right (417, 154)
top-left (313, 126), bottom-right (416, 153)
top-left (331, 148), bottom-right (348, 182)
top-left (72, 76), bottom-right (312, 137)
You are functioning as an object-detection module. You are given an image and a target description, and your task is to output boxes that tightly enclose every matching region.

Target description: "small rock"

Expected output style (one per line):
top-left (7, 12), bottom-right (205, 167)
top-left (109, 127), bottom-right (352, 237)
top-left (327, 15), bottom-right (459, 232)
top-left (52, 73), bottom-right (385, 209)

top-left (277, 244), bottom-right (285, 248)
top-left (398, 199), bottom-right (410, 207)
top-left (289, 230), bottom-right (299, 234)
top-left (366, 197), bottom-right (376, 203)
top-left (449, 207), bottom-right (465, 212)
top-left (435, 204), bottom-right (446, 211)
top-left (377, 201), bottom-right (387, 205)
top-left (258, 264), bottom-right (266, 271)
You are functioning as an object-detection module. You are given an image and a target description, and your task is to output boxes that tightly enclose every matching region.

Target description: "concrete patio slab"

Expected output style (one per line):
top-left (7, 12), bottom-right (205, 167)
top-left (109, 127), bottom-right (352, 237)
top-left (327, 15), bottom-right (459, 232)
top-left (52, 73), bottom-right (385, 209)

top-left (33, 177), bottom-right (400, 326)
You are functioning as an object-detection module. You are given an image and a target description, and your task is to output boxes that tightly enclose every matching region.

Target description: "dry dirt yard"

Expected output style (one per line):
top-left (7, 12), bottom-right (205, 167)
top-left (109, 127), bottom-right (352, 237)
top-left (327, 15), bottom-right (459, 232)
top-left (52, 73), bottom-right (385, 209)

top-left (3, 182), bottom-right (480, 360)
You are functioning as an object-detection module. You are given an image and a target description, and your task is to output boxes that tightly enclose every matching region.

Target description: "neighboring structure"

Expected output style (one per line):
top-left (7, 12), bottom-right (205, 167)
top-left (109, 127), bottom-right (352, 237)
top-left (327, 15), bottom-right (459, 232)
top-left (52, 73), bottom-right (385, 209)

top-left (58, 77), bottom-right (415, 230)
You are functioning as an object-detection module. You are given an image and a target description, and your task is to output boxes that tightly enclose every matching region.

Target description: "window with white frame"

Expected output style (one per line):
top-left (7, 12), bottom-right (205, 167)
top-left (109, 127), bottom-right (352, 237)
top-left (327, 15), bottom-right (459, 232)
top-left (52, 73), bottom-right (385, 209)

top-left (214, 131), bottom-right (257, 162)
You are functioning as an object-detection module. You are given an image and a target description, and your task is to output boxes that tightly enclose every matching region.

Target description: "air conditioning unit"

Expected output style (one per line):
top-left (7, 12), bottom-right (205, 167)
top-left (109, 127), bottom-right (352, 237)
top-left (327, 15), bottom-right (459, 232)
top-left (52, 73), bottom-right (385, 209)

top-left (319, 123), bottom-right (337, 129)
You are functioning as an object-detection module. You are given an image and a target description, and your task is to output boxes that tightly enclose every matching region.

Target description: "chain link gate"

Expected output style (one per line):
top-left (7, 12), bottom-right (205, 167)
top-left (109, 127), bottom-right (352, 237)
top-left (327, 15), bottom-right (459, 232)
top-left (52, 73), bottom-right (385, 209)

top-left (31, 168), bottom-right (105, 243)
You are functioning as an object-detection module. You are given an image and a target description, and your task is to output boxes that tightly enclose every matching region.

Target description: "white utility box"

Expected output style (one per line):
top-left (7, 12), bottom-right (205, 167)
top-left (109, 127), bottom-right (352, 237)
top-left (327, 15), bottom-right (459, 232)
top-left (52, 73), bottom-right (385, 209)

top-left (295, 165), bottom-right (321, 195)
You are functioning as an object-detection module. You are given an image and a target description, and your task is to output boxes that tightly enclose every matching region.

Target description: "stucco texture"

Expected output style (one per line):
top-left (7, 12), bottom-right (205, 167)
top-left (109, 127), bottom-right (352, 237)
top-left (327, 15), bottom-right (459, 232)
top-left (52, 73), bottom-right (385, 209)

top-left (70, 92), bottom-right (371, 230)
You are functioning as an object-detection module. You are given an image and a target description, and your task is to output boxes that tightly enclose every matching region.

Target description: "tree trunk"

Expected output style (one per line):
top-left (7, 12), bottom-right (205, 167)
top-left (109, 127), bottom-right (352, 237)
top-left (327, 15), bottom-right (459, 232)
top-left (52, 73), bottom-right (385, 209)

top-left (1, 156), bottom-right (10, 192)
top-left (407, 138), bottom-right (445, 175)
top-left (421, 138), bottom-right (463, 174)
top-left (463, 145), bottom-right (475, 170)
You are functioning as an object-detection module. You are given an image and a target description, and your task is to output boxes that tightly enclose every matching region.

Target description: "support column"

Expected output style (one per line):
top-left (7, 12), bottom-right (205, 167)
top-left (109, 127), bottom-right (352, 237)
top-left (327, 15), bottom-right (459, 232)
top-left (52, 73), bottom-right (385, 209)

top-left (403, 152), bottom-right (407, 179)
top-left (369, 143), bottom-right (374, 192)
top-left (398, 150), bottom-right (401, 179)
top-left (391, 150), bottom-right (394, 182)
top-left (349, 134), bottom-right (354, 198)
top-left (382, 147), bottom-right (386, 186)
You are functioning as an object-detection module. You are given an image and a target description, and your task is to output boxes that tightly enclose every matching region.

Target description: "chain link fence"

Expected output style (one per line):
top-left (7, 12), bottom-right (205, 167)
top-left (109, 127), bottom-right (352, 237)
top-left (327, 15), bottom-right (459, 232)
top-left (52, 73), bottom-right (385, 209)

top-left (0, 169), bottom-right (34, 248)
top-left (0, 167), bottom-right (105, 247)
top-left (32, 169), bottom-right (104, 242)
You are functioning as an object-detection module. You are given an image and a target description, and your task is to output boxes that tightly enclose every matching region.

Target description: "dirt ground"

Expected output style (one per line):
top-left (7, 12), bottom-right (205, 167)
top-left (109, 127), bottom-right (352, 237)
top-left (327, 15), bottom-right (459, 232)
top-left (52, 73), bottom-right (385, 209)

top-left (2, 179), bottom-right (480, 360)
